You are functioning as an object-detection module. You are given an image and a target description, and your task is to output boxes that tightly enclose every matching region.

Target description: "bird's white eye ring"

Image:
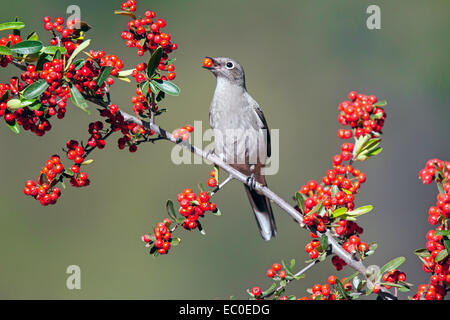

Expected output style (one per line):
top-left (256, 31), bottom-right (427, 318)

top-left (225, 62), bottom-right (234, 69)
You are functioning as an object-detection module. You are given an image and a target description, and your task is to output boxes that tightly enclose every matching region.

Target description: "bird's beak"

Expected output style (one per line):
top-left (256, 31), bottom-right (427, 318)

top-left (202, 57), bottom-right (221, 70)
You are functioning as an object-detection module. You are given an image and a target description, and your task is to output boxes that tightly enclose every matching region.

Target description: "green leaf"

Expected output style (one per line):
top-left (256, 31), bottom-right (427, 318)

top-left (434, 230), bottom-right (450, 236)
top-left (320, 234), bottom-right (328, 251)
top-left (295, 192), bottom-right (305, 213)
top-left (348, 205), bottom-right (373, 216)
top-left (331, 207), bottom-right (348, 218)
top-left (0, 21), bottom-right (25, 32)
top-left (367, 147), bottom-right (383, 157)
top-left (6, 119), bottom-right (20, 134)
top-left (281, 260), bottom-right (294, 276)
top-left (81, 159), bottom-right (94, 165)
top-left (343, 271), bottom-right (359, 284)
top-left (151, 79), bottom-right (180, 96)
top-left (379, 257), bottom-right (405, 276)
top-left (42, 46), bottom-right (67, 55)
top-left (331, 185), bottom-right (339, 197)
top-left (36, 52), bottom-right (51, 71)
top-left (166, 199), bottom-right (177, 221)
top-left (147, 46), bottom-right (163, 77)
top-left (170, 237), bottom-right (181, 246)
top-left (10, 40), bottom-right (43, 55)
top-left (435, 249), bottom-right (448, 263)
top-left (262, 283), bottom-right (276, 297)
top-left (96, 66), bottom-right (113, 86)
top-left (26, 31), bottom-right (38, 40)
top-left (21, 79), bottom-right (49, 99)
top-left (69, 84), bottom-right (90, 114)
top-left (65, 39), bottom-right (91, 70)
top-left (414, 248), bottom-right (431, 258)
top-left (373, 100), bottom-right (387, 107)
top-left (334, 279), bottom-right (349, 299)
top-left (6, 99), bottom-right (22, 110)
top-left (0, 45), bottom-right (13, 55)
top-left (117, 69), bottom-right (134, 77)
top-left (306, 199), bottom-right (323, 217)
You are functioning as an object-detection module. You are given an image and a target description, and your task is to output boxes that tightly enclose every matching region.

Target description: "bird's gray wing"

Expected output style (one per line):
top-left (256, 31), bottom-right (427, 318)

top-left (248, 97), bottom-right (271, 158)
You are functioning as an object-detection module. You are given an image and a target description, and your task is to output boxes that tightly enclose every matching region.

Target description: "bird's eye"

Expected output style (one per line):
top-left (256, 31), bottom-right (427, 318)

top-left (225, 62), bottom-right (234, 69)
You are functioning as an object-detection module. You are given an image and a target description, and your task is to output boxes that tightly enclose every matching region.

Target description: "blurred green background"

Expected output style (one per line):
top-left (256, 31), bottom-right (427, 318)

top-left (0, 0), bottom-right (448, 299)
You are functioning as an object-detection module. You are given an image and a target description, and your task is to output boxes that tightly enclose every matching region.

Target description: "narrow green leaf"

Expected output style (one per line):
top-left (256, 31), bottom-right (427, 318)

top-left (414, 248), bottom-right (431, 258)
top-left (295, 192), bottom-right (305, 213)
top-left (379, 257), bottom-right (406, 276)
top-left (10, 40), bottom-right (43, 55)
top-left (262, 283), bottom-right (277, 297)
top-left (0, 45), bottom-right (13, 55)
top-left (348, 205), bottom-right (373, 216)
top-left (320, 234), bottom-right (328, 251)
top-left (170, 237), bottom-right (181, 246)
top-left (117, 68), bottom-right (134, 77)
top-left (66, 39), bottom-right (91, 70)
top-left (6, 119), bottom-right (20, 134)
top-left (166, 199), bottom-right (177, 221)
top-left (331, 207), bottom-right (348, 218)
top-left (6, 99), bottom-right (22, 110)
top-left (26, 31), bottom-right (38, 40)
top-left (435, 249), bottom-right (448, 263)
top-left (0, 21), bottom-right (25, 31)
top-left (147, 46), bottom-right (163, 77)
top-left (21, 79), bottom-right (49, 99)
top-left (69, 84), bottom-right (90, 114)
top-left (42, 46), bottom-right (67, 55)
top-left (434, 230), bottom-right (450, 236)
top-left (96, 66), bottom-right (113, 86)
top-left (151, 80), bottom-right (180, 96)
top-left (373, 100), bottom-right (387, 107)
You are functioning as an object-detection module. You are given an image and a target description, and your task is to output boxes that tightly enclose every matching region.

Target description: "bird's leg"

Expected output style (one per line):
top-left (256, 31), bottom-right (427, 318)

top-left (246, 164), bottom-right (257, 191)
top-left (210, 174), bottom-right (234, 196)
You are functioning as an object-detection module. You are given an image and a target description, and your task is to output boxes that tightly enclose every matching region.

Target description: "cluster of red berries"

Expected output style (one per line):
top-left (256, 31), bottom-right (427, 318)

top-left (66, 55), bottom-right (123, 97)
top-left (43, 16), bottom-right (76, 40)
top-left (23, 155), bottom-right (63, 206)
top-left (413, 159), bottom-right (449, 300)
top-left (207, 171), bottom-right (218, 188)
top-left (0, 62), bottom-right (69, 136)
top-left (130, 86), bottom-right (153, 114)
top-left (120, 5), bottom-right (177, 58)
top-left (173, 125), bottom-right (193, 141)
top-left (65, 140), bottom-right (90, 188)
top-left (380, 269), bottom-right (406, 290)
top-left (337, 92), bottom-right (386, 139)
top-left (87, 121), bottom-right (107, 149)
top-left (142, 218), bottom-right (173, 255)
top-left (304, 239), bottom-right (321, 259)
top-left (98, 105), bottom-right (154, 153)
top-left (342, 235), bottom-right (369, 254)
top-left (176, 188), bottom-right (217, 230)
top-left (419, 158), bottom-right (450, 188)
top-left (0, 34), bottom-right (22, 67)
top-left (266, 263), bottom-right (287, 279)
top-left (120, 0), bottom-right (137, 12)
top-left (298, 275), bottom-right (350, 300)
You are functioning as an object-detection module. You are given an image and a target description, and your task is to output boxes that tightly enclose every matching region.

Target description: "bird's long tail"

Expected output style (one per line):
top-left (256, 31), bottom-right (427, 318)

top-left (244, 185), bottom-right (277, 241)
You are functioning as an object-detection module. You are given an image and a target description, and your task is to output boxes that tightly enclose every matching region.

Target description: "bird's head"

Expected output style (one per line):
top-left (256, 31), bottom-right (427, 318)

top-left (202, 57), bottom-right (245, 87)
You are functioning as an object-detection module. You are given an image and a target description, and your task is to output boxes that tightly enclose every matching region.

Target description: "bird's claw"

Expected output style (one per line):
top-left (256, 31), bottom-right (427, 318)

top-left (246, 174), bottom-right (256, 191)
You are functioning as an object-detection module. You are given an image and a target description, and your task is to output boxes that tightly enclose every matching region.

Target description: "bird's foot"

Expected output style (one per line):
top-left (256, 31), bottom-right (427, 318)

top-left (246, 174), bottom-right (257, 191)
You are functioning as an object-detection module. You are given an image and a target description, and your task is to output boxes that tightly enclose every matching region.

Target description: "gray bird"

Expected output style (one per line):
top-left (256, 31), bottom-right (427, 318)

top-left (203, 57), bottom-right (276, 241)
